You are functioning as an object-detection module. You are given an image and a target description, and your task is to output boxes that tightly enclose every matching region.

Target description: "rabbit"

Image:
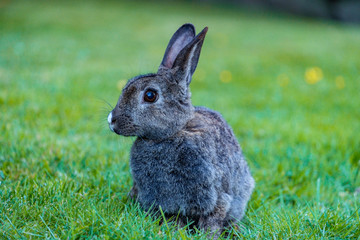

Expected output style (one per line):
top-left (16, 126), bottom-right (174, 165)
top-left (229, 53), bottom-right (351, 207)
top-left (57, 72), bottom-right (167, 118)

top-left (107, 23), bottom-right (255, 236)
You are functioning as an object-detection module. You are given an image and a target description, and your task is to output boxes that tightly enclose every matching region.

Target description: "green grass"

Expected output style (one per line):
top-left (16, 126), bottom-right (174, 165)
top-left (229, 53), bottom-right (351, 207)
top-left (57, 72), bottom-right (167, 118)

top-left (1, 0), bottom-right (360, 239)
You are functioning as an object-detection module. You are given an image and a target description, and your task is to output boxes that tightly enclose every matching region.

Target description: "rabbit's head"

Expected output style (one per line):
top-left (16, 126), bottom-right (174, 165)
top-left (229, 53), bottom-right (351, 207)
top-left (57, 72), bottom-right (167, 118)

top-left (108, 24), bottom-right (208, 140)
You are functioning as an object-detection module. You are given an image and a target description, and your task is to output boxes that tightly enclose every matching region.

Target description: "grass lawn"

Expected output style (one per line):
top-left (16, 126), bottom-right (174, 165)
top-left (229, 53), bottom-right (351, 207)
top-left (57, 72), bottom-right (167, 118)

top-left (1, 0), bottom-right (360, 239)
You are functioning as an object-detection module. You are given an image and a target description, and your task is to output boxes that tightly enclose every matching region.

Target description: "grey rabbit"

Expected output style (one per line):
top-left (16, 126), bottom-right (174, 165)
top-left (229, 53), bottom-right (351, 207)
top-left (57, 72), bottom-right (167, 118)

top-left (107, 23), bottom-right (255, 235)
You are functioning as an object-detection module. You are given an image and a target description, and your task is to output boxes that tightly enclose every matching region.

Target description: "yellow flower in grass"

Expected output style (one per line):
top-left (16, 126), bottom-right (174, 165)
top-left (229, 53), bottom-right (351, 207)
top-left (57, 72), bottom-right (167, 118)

top-left (305, 67), bottom-right (323, 84)
top-left (220, 70), bottom-right (232, 83)
top-left (335, 76), bottom-right (345, 89)
top-left (117, 79), bottom-right (127, 90)
top-left (277, 74), bottom-right (289, 87)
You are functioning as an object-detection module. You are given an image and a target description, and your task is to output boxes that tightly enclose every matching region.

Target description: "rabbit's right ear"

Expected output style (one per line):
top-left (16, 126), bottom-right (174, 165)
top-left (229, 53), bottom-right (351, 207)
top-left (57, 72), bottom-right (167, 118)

top-left (159, 24), bottom-right (196, 69)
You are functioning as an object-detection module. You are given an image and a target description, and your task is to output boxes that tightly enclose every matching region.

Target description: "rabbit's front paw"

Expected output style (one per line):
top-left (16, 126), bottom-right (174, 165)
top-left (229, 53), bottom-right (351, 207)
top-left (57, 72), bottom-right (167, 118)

top-left (198, 194), bottom-right (232, 238)
top-left (198, 215), bottom-right (223, 239)
top-left (128, 184), bottom-right (138, 200)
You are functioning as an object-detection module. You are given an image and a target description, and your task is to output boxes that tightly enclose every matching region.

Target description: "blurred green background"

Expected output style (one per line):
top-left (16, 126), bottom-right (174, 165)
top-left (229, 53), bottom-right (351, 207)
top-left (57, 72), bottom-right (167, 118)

top-left (1, 0), bottom-right (360, 239)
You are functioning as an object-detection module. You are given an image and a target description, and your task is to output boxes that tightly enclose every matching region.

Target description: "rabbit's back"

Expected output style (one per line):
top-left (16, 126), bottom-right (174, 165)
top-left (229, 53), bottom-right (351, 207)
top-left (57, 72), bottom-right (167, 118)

top-left (188, 107), bottom-right (254, 210)
top-left (130, 106), bottom-right (254, 220)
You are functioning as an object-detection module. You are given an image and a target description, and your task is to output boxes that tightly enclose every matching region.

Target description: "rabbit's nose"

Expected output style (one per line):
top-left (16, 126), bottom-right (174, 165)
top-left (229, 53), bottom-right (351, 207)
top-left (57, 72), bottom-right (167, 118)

top-left (108, 112), bottom-right (116, 125)
top-left (108, 111), bottom-right (115, 132)
top-left (107, 112), bottom-right (113, 125)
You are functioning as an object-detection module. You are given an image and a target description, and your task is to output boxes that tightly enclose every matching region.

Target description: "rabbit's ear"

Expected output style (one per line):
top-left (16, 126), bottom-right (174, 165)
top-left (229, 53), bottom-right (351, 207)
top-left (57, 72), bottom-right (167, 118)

top-left (160, 24), bottom-right (196, 69)
top-left (172, 27), bottom-right (208, 86)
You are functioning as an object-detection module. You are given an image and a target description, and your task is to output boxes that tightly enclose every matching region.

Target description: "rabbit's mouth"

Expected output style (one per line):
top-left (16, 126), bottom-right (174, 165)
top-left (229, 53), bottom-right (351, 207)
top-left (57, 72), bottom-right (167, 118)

top-left (108, 111), bottom-right (138, 136)
top-left (112, 127), bottom-right (137, 136)
top-left (113, 128), bottom-right (121, 135)
top-left (110, 123), bottom-right (136, 136)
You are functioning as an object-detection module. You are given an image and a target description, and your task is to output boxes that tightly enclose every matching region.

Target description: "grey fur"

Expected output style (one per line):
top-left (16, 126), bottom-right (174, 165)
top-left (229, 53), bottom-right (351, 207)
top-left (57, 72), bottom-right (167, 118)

top-left (108, 23), bottom-right (255, 235)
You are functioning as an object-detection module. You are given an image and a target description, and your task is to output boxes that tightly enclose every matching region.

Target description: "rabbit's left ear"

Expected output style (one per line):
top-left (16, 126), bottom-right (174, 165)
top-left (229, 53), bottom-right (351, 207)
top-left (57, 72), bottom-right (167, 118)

top-left (160, 24), bottom-right (196, 70)
top-left (172, 27), bottom-right (208, 87)
top-left (172, 27), bottom-right (208, 86)
top-left (159, 26), bottom-right (208, 87)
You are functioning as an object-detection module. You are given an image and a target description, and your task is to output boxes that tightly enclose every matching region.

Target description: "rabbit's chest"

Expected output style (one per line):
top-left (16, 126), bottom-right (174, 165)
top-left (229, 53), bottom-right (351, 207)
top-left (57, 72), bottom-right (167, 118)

top-left (131, 147), bottom-right (195, 197)
top-left (130, 140), bottom-right (216, 215)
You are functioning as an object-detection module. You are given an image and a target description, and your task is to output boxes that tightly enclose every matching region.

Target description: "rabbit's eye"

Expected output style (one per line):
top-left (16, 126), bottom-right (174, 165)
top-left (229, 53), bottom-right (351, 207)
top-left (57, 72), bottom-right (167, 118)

top-left (144, 89), bottom-right (158, 103)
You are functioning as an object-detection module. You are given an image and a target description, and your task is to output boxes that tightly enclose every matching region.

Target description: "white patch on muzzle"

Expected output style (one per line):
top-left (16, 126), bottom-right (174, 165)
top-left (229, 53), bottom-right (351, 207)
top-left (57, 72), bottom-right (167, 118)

top-left (108, 111), bottom-right (114, 132)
